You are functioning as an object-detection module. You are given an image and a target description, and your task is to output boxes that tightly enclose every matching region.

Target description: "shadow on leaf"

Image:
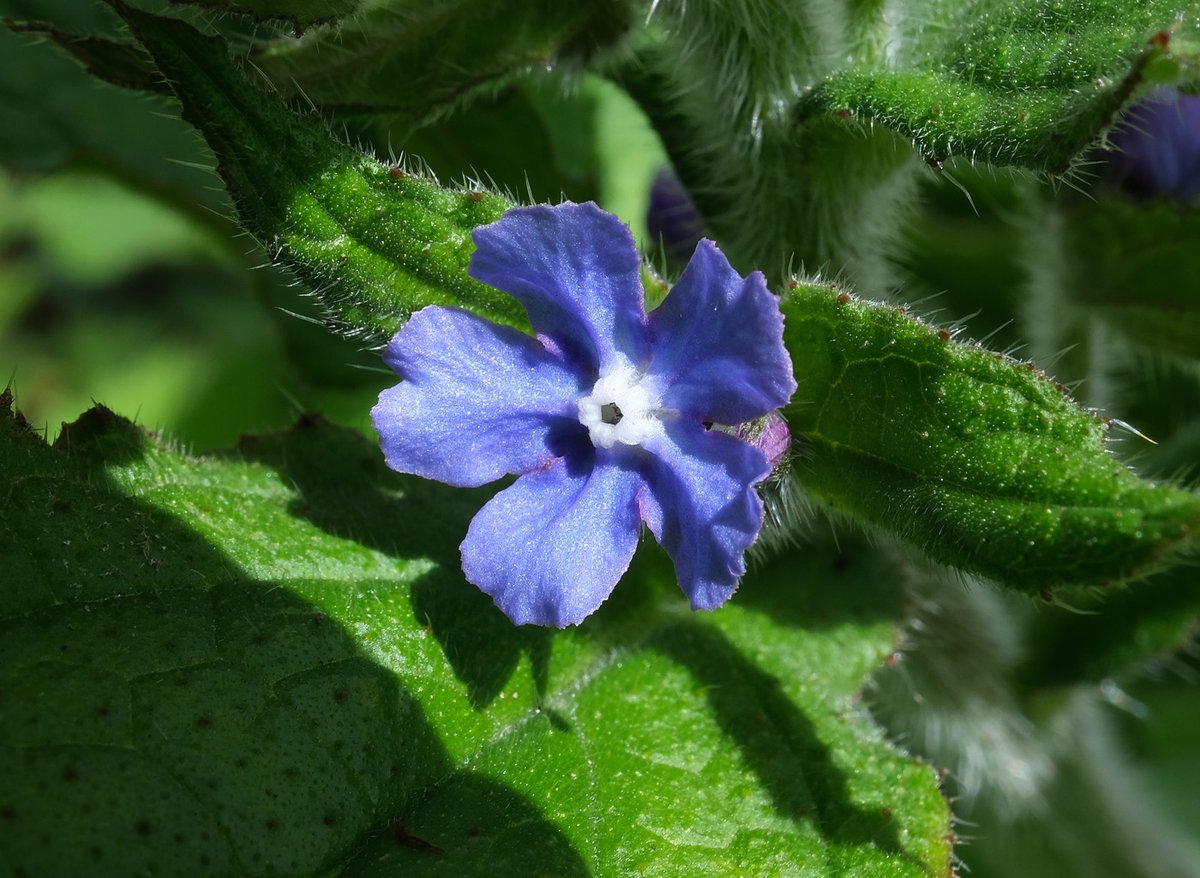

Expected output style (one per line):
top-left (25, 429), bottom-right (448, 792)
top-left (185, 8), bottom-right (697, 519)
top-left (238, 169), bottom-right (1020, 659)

top-left (738, 528), bottom-right (906, 631)
top-left (0, 400), bottom-right (587, 877)
top-left (344, 772), bottom-right (590, 877)
top-left (231, 414), bottom-right (553, 710)
top-left (654, 623), bottom-right (909, 859)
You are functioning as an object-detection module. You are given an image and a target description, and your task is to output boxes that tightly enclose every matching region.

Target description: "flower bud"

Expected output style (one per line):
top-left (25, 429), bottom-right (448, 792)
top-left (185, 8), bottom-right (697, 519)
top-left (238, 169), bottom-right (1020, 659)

top-left (646, 168), bottom-right (705, 265)
top-left (1104, 88), bottom-right (1200, 201)
top-left (735, 411), bottom-right (792, 471)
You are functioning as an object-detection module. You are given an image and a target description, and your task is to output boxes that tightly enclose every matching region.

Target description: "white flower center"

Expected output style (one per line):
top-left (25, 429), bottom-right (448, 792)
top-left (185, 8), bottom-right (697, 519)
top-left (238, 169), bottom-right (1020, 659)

top-left (577, 365), bottom-right (658, 449)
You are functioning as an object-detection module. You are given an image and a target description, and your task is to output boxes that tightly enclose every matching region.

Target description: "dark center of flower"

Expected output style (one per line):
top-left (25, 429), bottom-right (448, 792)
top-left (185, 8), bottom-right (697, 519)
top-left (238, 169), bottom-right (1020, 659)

top-left (600, 402), bottom-right (624, 425)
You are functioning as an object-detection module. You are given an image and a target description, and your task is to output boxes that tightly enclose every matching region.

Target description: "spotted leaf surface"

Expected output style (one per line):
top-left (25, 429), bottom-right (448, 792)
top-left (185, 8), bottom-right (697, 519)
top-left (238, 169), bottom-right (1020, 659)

top-left (0, 394), bottom-right (951, 876)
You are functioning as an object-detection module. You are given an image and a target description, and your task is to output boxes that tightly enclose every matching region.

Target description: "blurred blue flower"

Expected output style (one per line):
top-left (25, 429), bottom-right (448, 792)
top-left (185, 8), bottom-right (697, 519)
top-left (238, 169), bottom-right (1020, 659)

top-left (1105, 88), bottom-right (1200, 201)
top-left (372, 202), bottom-right (795, 627)
top-left (646, 168), bottom-right (705, 265)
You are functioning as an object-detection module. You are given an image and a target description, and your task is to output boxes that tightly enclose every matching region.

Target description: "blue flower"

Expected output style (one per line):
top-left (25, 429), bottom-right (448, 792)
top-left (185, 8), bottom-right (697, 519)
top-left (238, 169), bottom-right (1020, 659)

top-left (372, 202), bottom-right (796, 627)
top-left (1105, 88), bottom-right (1200, 201)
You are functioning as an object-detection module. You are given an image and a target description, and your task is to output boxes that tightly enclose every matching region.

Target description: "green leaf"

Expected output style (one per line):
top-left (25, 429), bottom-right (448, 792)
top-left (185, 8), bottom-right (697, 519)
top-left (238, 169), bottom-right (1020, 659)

top-left (0, 0), bottom-right (123, 37)
top-left (0, 391), bottom-right (952, 876)
top-left (170, 0), bottom-right (359, 30)
top-left (782, 283), bottom-right (1200, 591)
top-left (255, 0), bottom-right (633, 119)
top-left (108, 3), bottom-right (528, 341)
top-left (804, 0), bottom-right (1200, 172)
top-left (380, 77), bottom-right (601, 211)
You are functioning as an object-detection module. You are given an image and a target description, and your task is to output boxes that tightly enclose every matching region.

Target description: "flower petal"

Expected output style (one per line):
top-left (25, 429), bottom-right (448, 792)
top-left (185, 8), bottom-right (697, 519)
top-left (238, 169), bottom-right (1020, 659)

top-left (461, 455), bottom-right (642, 627)
top-left (639, 420), bottom-right (769, 610)
top-left (469, 202), bottom-right (650, 373)
top-left (647, 239), bottom-right (796, 425)
top-left (372, 306), bottom-right (587, 488)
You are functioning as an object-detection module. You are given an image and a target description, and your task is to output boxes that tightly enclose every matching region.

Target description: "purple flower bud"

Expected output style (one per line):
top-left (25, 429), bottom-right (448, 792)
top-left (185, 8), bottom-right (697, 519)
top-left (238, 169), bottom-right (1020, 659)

top-left (1105, 88), bottom-right (1200, 201)
top-left (646, 168), bottom-right (705, 264)
top-left (734, 411), bottom-right (792, 471)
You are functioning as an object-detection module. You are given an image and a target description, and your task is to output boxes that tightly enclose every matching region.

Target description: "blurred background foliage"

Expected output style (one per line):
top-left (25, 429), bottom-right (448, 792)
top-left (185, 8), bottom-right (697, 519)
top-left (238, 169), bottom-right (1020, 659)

top-left (0, 1), bottom-right (666, 451)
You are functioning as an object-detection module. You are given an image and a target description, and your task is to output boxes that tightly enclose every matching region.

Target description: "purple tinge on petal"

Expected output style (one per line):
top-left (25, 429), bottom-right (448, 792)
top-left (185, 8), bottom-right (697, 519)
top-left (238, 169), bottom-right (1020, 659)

top-left (372, 305), bottom-right (586, 488)
top-left (639, 420), bottom-right (770, 611)
top-left (1106, 88), bottom-right (1200, 200)
top-left (647, 239), bottom-right (796, 426)
top-left (461, 454), bottom-right (644, 627)
top-left (646, 168), bottom-right (705, 265)
top-left (469, 202), bottom-right (651, 374)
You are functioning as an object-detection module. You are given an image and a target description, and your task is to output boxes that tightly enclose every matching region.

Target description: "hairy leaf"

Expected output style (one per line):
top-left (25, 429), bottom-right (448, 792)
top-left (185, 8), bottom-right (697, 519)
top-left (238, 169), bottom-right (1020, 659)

top-left (1018, 566), bottom-right (1200, 688)
top-left (3, 21), bottom-right (165, 93)
top-left (782, 283), bottom-right (1200, 591)
top-left (621, 0), bottom-right (1200, 290)
top-left (0, 391), bottom-right (952, 876)
top-left (256, 0), bottom-right (633, 118)
top-left (0, 23), bottom-right (228, 216)
top-left (804, 1), bottom-right (1200, 172)
top-left (108, 3), bottom-right (527, 341)
top-left (608, 7), bottom-right (924, 291)
top-left (169, 0), bottom-right (358, 30)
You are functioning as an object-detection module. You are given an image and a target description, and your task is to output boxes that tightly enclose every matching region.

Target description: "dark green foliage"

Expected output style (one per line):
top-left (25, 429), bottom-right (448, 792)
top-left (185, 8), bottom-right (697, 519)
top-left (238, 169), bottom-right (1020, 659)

top-left (256, 0), bottom-right (635, 118)
top-left (170, 0), bottom-right (359, 31)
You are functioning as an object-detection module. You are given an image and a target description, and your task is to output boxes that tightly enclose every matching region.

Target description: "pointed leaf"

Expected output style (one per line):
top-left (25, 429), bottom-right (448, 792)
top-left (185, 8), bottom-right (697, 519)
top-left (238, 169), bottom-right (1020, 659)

top-left (107, 3), bottom-right (527, 340)
top-left (256, 0), bottom-right (633, 118)
top-left (0, 23), bottom-right (228, 216)
top-left (169, 0), bottom-right (358, 30)
top-left (782, 283), bottom-right (1200, 591)
top-left (804, 1), bottom-right (1200, 172)
top-left (3, 21), bottom-right (165, 93)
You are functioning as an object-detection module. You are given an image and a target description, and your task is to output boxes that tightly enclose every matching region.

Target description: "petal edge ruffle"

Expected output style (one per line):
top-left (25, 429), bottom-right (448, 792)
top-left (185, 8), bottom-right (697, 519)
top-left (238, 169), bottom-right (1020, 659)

top-left (639, 420), bottom-right (769, 611)
top-left (469, 202), bottom-right (650, 374)
top-left (647, 240), bottom-right (795, 425)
